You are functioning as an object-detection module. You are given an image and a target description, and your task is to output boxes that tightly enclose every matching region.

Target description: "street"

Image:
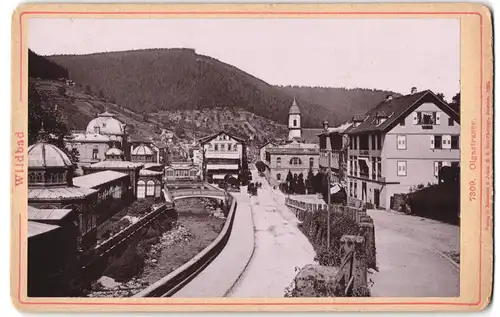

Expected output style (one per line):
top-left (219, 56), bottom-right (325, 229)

top-left (227, 171), bottom-right (316, 297)
top-left (368, 209), bottom-right (460, 297)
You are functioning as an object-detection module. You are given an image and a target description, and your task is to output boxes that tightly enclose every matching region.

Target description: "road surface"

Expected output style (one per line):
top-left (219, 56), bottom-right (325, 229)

top-left (227, 171), bottom-right (316, 297)
top-left (368, 209), bottom-right (460, 297)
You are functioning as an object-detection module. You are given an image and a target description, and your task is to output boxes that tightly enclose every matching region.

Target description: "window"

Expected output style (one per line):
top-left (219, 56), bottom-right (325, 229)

top-left (137, 180), bottom-right (146, 199)
top-left (400, 118), bottom-right (406, 126)
top-left (353, 182), bottom-right (358, 198)
top-left (434, 161), bottom-right (443, 177)
top-left (92, 148), bottom-right (99, 159)
top-left (451, 135), bottom-right (459, 149)
top-left (451, 161), bottom-right (460, 168)
top-left (397, 161), bottom-right (407, 176)
top-left (434, 135), bottom-right (442, 149)
top-left (290, 157), bottom-right (302, 165)
top-left (146, 180), bottom-right (155, 196)
top-left (359, 135), bottom-right (369, 150)
top-left (276, 157), bottom-right (281, 168)
top-left (293, 119), bottom-right (297, 127)
top-left (448, 118), bottom-right (455, 126)
top-left (416, 111), bottom-right (437, 125)
top-left (221, 144), bottom-right (225, 151)
top-left (94, 126), bottom-right (100, 134)
top-left (228, 144), bottom-right (232, 151)
top-left (376, 135), bottom-right (382, 150)
top-left (377, 158), bottom-right (382, 177)
top-left (371, 159), bottom-right (376, 180)
top-left (397, 135), bottom-right (407, 150)
top-left (277, 173), bottom-right (281, 181)
top-left (309, 157), bottom-right (314, 168)
top-left (214, 144), bottom-right (218, 151)
top-left (349, 181), bottom-right (353, 197)
top-left (349, 136), bottom-right (353, 150)
top-left (190, 169), bottom-right (197, 176)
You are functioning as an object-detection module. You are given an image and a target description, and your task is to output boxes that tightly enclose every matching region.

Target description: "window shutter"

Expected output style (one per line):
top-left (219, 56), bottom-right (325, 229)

top-left (436, 112), bottom-right (441, 125)
top-left (430, 135), bottom-right (435, 149)
top-left (443, 135), bottom-right (451, 149)
top-left (413, 112), bottom-right (418, 125)
top-left (434, 162), bottom-right (439, 176)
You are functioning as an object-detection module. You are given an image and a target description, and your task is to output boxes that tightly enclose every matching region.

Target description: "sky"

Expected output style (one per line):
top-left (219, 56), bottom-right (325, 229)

top-left (28, 18), bottom-right (460, 101)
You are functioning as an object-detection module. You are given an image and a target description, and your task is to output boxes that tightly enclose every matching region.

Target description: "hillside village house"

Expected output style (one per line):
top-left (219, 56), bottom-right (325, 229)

top-left (345, 88), bottom-right (460, 209)
top-left (199, 131), bottom-right (246, 183)
top-left (263, 98), bottom-right (320, 186)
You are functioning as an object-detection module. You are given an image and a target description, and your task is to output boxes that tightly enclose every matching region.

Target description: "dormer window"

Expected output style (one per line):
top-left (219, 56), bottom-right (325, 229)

top-left (94, 126), bottom-right (100, 134)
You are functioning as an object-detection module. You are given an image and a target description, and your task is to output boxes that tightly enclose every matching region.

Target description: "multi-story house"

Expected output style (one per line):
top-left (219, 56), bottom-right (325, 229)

top-left (199, 131), bottom-right (247, 183)
top-left (345, 88), bottom-right (460, 209)
top-left (317, 122), bottom-right (351, 184)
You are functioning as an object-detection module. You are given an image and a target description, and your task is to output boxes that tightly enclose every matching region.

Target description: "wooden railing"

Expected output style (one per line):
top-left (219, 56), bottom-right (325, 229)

top-left (81, 203), bottom-right (174, 269)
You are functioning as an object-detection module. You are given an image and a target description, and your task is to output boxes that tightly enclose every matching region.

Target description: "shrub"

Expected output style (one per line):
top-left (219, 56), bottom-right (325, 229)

top-left (408, 182), bottom-right (460, 225)
top-left (103, 246), bottom-right (145, 282)
top-left (300, 210), bottom-right (359, 265)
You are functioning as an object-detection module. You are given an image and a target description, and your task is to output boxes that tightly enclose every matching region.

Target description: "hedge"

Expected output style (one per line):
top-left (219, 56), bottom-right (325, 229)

top-left (407, 182), bottom-right (460, 225)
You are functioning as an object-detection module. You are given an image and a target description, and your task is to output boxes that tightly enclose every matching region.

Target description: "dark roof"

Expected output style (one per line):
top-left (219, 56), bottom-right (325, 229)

top-left (199, 131), bottom-right (246, 144)
top-left (345, 90), bottom-right (460, 134)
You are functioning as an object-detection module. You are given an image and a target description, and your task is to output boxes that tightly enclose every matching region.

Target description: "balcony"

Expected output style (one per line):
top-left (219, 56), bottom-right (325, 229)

top-left (205, 152), bottom-right (240, 159)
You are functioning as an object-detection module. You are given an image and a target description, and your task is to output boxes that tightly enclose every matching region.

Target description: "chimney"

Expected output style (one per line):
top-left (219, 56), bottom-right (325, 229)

top-left (411, 87), bottom-right (417, 94)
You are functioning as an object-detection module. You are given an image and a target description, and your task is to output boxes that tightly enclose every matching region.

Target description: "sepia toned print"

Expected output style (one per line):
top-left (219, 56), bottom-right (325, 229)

top-left (11, 3), bottom-right (492, 312)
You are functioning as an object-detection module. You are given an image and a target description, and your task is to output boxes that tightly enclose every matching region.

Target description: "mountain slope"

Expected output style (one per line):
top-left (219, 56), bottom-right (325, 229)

top-left (46, 48), bottom-right (338, 127)
top-left (29, 49), bottom-right (69, 80)
top-left (276, 86), bottom-right (401, 124)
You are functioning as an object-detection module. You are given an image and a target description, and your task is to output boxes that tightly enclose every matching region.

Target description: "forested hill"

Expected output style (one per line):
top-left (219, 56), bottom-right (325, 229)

top-left (276, 86), bottom-right (400, 124)
top-left (46, 48), bottom-right (339, 128)
top-left (29, 49), bottom-right (69, 80)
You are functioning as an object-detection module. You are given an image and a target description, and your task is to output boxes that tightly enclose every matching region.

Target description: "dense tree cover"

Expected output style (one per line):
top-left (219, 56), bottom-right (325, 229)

top-left (47, 48), bottom-right (339, 127)
top-left (29, 49), bottom-right (69, 80)
top-left (28, 82), bottom-right (79, 163)
top-left (276, 86), bottom-right (400, 124)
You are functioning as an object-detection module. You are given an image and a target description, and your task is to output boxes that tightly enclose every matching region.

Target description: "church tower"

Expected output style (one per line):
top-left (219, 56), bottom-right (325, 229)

top-left (288, 97), bottom-right (302, 140)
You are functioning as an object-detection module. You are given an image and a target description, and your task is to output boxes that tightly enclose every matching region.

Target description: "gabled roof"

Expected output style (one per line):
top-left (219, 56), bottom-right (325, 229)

top-left (199, 131), bottom-right (246, 144)
top-left (345, 90), bottom-right (460, 134)
top-left (259, 141), bottom-right (276, 149)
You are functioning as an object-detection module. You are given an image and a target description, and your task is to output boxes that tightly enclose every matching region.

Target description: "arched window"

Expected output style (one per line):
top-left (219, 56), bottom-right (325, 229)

top-left (277, 173), bottom-right (281, 181)
top-left (293, 119), bottom-right (297, 127)
top-left (309, 157), bottom-right (314, 168)
top-left (146, 180), bottom-right (155, 196)
top-left (276, 157), bottom-right (282, 168)
top-left (137, 180), bottom-right (146, 199)
top-left (290, 157), bottom-right (302, 165)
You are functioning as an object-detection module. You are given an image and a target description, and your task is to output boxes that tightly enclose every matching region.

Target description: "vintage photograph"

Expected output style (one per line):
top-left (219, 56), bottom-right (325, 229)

top-left (25, 16), bottom-right (462, 299)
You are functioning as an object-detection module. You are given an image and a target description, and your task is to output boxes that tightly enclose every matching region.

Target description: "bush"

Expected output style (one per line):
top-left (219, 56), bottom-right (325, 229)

top-left (103, 246), bottom-right (145, 282)
top-left (408, 182), bottom-right (460, 225)
top-left (300, 210), bottom-right (360, 265)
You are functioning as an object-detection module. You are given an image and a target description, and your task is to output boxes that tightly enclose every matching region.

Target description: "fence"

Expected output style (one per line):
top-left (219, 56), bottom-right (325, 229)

top-left (285, 196), bottom-right (377, 271)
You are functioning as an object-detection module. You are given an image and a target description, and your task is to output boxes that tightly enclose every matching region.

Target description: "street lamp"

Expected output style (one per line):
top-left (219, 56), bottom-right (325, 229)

top-left (323, 121), bottom-right (332, 251)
